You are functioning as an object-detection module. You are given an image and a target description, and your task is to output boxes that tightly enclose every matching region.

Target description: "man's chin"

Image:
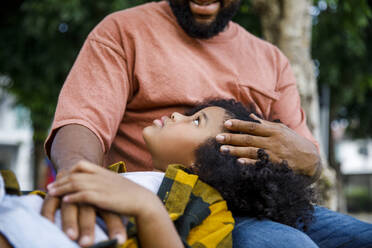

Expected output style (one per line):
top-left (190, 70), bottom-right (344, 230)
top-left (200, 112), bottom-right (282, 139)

top-left (168, 0), bottom-right (241, 39)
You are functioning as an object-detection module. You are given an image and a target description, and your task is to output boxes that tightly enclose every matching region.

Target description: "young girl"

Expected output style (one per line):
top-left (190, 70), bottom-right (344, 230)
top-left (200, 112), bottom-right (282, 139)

top-left (0, 99), bottom-right (314, 248)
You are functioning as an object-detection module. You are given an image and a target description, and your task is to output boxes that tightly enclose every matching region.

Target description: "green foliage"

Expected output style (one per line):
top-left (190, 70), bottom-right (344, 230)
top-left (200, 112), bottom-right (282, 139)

top-left (345, 186), bottom-right (372, 212)
top-left (0, 0), bottom-right (151, 142)
top-left (312, 0), bottom-right (372, 138)
top-left (233, 1), bottom-right (262, 37)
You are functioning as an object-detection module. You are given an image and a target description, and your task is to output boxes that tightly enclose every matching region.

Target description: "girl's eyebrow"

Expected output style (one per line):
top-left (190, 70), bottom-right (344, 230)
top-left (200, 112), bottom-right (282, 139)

top-left (201, 111), bottom-right (208, 123)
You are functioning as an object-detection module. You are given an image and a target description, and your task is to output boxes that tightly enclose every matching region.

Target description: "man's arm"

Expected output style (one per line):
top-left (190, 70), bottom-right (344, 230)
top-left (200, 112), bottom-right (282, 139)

top-left (42, 12), bottom-right (133, 247)
top-left (42, 124), bottom-right (127, 247)
top-left (50, 124), bottom-right (103, 172)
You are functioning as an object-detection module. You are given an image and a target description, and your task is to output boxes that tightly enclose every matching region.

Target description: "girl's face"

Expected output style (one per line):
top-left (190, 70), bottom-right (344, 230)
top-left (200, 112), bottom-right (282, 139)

top-left (143, 106), bottom-right (227, 171)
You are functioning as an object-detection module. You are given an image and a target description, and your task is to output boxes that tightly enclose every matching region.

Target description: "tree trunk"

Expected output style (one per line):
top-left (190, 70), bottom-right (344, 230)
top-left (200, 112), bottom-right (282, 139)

top-left (251, 0), bottom-right (337, 209)
top-left (328, 102), bottom-right (347, 212)
top-left (32, 129), bottom-right (47, 190)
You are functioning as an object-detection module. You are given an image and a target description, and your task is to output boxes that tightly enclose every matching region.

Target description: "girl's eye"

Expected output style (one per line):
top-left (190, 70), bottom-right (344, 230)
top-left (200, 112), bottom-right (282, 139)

top-left (193, 116), bottom-right (200, 126)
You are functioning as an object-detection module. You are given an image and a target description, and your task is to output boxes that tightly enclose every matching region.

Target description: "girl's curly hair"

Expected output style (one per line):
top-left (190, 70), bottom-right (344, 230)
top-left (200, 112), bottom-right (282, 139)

top-left (186, 99), bottom-right (316, 231)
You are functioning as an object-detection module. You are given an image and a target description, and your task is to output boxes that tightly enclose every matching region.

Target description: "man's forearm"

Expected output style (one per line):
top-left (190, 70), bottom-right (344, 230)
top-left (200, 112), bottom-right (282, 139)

top-left (309, 158), bottom-right (322, 183)
top-left (50, 124), bottom-right (104, 172)
top-left (301, 140), bottom-right (322, 182)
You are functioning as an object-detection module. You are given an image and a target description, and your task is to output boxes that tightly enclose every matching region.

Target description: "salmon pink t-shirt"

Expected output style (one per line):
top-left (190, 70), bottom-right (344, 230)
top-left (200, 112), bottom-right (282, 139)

top-left (45, 1), bottom-right (318, 171)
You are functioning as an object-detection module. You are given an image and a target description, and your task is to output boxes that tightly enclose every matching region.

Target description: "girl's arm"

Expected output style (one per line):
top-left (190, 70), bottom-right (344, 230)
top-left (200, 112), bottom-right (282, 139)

top-left (136, 197), bottom-right (183, 248)
top-left (48, 161), bottom-right (183, 248)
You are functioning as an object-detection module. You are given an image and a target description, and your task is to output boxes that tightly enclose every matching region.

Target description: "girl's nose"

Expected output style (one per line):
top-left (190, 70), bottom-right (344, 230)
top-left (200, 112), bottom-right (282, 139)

top-left (171, 112), bottom-right (186, 121)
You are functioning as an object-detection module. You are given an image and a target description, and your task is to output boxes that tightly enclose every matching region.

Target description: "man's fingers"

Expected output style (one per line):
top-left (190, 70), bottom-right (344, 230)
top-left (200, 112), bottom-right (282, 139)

top-left (100, 211), bottom-right (127, 245)
top-left (61, 202), bottom-right (79, 240)
top-left (223, 118), bottom-right (273, 136)
top-left (78, 205), bottom-right (96, 247)
top-left (217, 133), bottom-right (268, 148)
top-left (221, 146), bottom-right (259, 159)
top-left (249, 113), bottom-right (265, 122)
top-left (41, 195), bottom-right (60, 222)
top-left (237, 158), bottom-right (258, 165)
top-left (220, 145), bottom-right (259, 165)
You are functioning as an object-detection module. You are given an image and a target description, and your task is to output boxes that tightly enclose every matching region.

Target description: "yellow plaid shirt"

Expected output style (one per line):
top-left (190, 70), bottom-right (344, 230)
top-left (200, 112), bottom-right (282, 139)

top-left (1, 163), bottom-right (234, 248)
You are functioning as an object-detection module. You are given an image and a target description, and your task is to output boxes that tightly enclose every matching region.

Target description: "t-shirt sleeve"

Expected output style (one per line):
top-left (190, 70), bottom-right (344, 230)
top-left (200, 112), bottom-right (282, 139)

top-left (271, 53), bottom-right (319, 150)
top-left (44, 20), bottom-right (131, 157)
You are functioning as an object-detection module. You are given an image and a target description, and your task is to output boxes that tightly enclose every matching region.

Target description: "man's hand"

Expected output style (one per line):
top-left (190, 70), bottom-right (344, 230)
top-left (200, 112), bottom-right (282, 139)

top-left (41, 169), bottom-right (127, 247)
top-left (215, 114), bottom-right (321, 178)
top-left (44, 125), bottom-right (128, 246)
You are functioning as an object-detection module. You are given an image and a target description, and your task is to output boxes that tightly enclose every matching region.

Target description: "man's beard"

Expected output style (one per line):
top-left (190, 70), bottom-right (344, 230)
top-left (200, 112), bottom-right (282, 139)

top-left (169, 0), bottom-right (241, 39)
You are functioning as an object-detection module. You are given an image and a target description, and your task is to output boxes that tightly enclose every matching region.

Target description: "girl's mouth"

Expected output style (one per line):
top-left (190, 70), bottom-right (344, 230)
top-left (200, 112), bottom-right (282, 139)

top-left (153, 119), bottom-right (163, 128)
top-left (153, 116), bottom-right (170, 128)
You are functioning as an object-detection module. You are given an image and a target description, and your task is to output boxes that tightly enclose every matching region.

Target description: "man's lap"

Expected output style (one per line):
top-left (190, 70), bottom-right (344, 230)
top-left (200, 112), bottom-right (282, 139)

top-left (232, 216), bottom-right (318, 248)
top-left (306, 206), bottom-right (372, 247)
top-left (233, 206), bottom-right (372, 248)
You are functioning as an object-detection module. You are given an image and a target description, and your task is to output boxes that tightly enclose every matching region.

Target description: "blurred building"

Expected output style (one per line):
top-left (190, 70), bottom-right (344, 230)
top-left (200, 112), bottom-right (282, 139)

top-left (338, 139), bottom-right (372, 174)
top-left (0, 87), bottom-right (33, 189)
top-left (337, 139), bottom-right (372, 213)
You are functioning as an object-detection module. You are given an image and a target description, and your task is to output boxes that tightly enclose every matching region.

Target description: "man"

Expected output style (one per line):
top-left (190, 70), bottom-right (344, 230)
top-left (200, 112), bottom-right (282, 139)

top-left (42, 0), bottom-right (372, 247)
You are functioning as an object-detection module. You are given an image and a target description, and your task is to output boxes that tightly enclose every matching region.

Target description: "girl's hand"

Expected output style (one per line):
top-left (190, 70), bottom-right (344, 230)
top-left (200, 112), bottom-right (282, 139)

top-left (47, 160), bottom-right (159, 217)
top-left (48, 161), bottom-right (183, 248)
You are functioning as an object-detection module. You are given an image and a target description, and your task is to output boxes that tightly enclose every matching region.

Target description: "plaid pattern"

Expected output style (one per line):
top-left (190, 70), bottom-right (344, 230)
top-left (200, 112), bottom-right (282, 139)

top-left (0, 163), bottom-right (234, 248)
top-left (110, 163), bottom-right (234, 248)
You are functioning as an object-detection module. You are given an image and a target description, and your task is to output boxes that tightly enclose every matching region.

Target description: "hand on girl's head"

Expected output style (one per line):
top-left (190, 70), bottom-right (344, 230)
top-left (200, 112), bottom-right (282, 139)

top-left (215, 108), bottom-right (319, 176)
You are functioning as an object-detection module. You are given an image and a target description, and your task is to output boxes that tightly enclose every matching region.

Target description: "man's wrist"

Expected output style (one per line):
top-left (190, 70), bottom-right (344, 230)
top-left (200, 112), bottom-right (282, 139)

top-left (299, 137), bottom-right (322, 178)
top-left (309, 159), bottom-right (322, 183)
